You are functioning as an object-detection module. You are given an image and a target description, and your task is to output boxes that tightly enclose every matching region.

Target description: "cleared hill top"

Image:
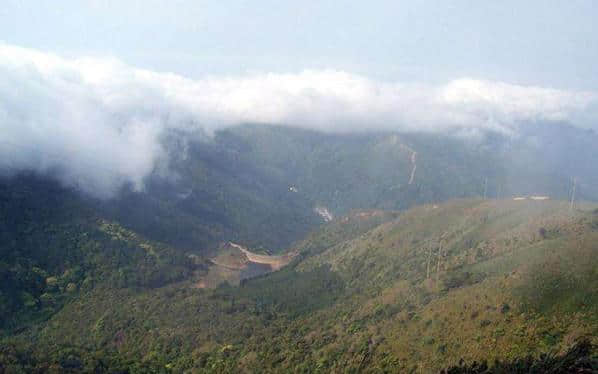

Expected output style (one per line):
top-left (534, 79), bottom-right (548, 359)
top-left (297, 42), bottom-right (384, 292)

top-left (300, 198), bottom-right (593, 278)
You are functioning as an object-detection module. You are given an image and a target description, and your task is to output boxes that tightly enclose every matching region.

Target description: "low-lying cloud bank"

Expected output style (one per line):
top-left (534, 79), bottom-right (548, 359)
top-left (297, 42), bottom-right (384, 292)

top-left (1, 43), bottom-right (597, 197)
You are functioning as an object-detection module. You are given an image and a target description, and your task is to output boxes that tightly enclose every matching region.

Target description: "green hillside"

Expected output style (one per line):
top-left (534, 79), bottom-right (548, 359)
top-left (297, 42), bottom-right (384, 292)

top-left (84, 123), bottom-right (598, 256)
top-left (0, 175), bottom-right (203, 332)
top-left (2, 198), bottom-right (596, 372)
top-left (4, 4), bottom-right (598, 372)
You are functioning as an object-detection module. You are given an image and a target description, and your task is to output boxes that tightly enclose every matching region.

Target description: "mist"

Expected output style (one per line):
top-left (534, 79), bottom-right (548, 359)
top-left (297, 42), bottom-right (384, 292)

top-left (1, 43), bottom-right (597, 197)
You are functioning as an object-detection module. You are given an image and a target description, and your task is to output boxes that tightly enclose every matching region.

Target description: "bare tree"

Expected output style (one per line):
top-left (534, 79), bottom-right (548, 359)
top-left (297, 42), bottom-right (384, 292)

top-left (570, 177), bottom-right (577, 213)
top-left (425, 240), bottom-right (435, 279)
top-left (435, 232), bottom-right (452, 283)
top-left (436, 239), bottom-right (444, 283)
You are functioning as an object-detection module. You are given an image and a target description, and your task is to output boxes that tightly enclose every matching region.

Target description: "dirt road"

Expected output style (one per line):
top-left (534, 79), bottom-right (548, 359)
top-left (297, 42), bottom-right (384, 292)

top-left (229, 242), bottom-right (297, 270)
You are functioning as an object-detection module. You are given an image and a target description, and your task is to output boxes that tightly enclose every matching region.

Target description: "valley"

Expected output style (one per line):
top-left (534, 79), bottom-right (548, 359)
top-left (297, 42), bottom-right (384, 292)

top-left (2, 193), bottom-right (596, 372)
top-left (227, 242), bottom-right (296, 271)
top-left (196, 242), bottom-right (298, 288)
top-left (1, 125), bottom-right (597, 372)
top-left (3, 6), bottom-right (598, 372)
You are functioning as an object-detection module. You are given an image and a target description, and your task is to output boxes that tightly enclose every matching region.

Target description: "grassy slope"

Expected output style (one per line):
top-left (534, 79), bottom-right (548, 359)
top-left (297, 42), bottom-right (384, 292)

top-left (2, 199), bottom-right (597, 372)
top-left (296, 199), bottom-right (598, 372)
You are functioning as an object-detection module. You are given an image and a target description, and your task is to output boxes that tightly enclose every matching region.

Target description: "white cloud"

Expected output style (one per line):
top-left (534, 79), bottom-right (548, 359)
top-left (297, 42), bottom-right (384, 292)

top-left (1, 43), bottom-right (596, 197)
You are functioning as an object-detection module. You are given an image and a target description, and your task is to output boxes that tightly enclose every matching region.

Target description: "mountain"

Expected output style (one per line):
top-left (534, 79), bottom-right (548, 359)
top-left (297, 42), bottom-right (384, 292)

top-left (1, 123), bottom-right (598, 372)
top-left (75, 122), bottom-right (598, 253)
top-left (1, 198), bottom-right (597, 372)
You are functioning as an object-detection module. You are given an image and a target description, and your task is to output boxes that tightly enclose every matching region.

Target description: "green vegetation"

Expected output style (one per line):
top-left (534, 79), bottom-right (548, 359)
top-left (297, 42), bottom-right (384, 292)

top-left (82, 123), bottom-right (598, 254)
top-left (1, 197), bottom-right (597, 372)
top-left (3, 124), bottom-right (598, 371)
top-left (440, 339), bottom-right (597, 373)
top-left (0, 175), bottom-right (201, 331)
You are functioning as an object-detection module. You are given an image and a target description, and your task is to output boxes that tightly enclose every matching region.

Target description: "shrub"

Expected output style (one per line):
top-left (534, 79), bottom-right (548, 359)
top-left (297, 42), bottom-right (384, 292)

top-left (480, 319), bottom-right (492, 328)
top-left (441, 339), bottom-right (595, 373)
top-left (443, 271), bottom-right (484, 290)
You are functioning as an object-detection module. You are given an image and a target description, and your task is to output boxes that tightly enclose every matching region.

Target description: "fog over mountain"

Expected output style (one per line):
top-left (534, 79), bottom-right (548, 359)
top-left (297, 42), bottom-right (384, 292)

top-left (1, 43), bottom-right (597, 197)
top-left (3, 3), bottom-right (598, 372)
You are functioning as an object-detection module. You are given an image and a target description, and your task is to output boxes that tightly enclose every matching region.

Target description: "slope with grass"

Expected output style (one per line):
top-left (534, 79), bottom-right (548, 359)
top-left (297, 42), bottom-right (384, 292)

top-left (2, 199), bottom-right (596, 372)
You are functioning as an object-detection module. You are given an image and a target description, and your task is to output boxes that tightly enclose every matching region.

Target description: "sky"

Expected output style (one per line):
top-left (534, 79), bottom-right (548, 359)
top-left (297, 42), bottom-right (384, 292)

top-left (2, 0), bottom-right (598, 89)
top-left (1, 1), bottom-right (597, 197)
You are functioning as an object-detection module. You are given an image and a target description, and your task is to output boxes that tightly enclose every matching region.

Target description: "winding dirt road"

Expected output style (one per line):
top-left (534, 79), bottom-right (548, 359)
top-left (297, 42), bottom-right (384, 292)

top-left (229, 242), bottom-right (297, 270)
top-left (408, 150), bottom-right (417, 185)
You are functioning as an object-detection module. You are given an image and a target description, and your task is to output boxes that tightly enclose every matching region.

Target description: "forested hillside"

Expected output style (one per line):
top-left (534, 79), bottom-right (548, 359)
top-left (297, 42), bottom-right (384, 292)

top-left (0, 174), bottom-right (202, 331)
top-left (4, 3), bottom-right (598, 371)
top-left (62, 123), bottom-right (598, 254)
top-left (2, 124), bottom-right (598, 372)
top-left (2, 198), bottom-right (596, 372)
